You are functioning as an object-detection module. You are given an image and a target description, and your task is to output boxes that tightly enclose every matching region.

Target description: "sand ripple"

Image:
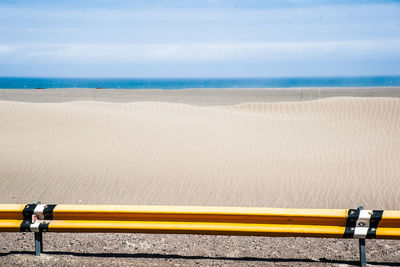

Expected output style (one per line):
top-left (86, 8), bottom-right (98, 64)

top-left (1, 98), bottom-right (399, 209)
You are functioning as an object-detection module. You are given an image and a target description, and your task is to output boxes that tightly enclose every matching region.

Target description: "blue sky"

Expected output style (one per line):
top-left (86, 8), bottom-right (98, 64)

top-left (0, 0), bottom-right (399, 78)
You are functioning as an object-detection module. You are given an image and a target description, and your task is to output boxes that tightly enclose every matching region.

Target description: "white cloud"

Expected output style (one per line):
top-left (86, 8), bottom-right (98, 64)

top-left (5, 40), bottom-right (399, 64)
top-left (23, 27), bottom-right (78, 32)
top-left (0, 44), bottom-right (13, 54)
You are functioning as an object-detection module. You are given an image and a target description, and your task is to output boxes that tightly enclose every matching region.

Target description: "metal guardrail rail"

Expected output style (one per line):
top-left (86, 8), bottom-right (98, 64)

top-left (1, 203), bottom-right (399, 266)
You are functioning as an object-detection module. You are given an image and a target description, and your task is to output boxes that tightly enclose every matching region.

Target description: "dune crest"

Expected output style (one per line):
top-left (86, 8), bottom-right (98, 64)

top-left (1, 98), bottom-right (399, 209)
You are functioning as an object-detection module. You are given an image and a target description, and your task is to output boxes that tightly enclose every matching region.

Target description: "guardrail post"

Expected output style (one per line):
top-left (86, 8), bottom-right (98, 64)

top-left (357, 206), bottom-right (366, 267)
top-left (359, 238), bottom-right (366, 267)
top-left (33, 201), bottom-right (43, 256)
top-left (34, 232), bottom-right (43, 256)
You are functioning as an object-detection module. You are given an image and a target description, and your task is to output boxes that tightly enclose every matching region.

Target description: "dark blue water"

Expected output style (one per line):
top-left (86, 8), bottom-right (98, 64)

top-left (1, 76), bottom-right (400, 89)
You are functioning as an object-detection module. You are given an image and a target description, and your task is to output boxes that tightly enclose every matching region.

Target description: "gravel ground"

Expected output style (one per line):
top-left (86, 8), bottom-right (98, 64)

top-left (0, 233), bottom-right (399, 266)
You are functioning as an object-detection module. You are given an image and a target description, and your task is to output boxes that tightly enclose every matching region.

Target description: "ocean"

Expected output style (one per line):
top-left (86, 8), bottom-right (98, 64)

top-left (1, 76), bottom-right (400, 89)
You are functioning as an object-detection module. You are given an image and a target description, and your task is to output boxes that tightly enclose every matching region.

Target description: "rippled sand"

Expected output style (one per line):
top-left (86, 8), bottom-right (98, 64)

top-left (1, 97), bottom-right (399, 209)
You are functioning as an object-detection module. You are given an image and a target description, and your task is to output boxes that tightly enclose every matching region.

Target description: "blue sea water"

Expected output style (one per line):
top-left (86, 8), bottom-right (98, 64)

top-left (1, 76), bottom-right (400, 89)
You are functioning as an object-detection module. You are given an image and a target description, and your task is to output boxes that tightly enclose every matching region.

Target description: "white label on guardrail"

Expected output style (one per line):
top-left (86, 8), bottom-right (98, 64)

top-left (30, 220), bottom-right (41, 232)
top-left (354, 210), bottom-right (372, 239)
top-left (33, 204), bottom-right (46, 220)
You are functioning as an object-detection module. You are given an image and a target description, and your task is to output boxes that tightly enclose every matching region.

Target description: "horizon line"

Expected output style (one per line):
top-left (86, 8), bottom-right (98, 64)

top-left (1, 75), bottom-right (400, 80)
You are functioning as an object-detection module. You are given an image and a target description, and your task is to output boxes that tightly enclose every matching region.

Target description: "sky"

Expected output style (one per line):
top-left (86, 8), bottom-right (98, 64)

top-left (0, 0), bottom-right (399, 78)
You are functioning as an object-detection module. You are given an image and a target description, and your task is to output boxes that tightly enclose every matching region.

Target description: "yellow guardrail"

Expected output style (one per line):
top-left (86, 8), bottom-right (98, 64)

top-left (0, 203), bottom-right (399, 266)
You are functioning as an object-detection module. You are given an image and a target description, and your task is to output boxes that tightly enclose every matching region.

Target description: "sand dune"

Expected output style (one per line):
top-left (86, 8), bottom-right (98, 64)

top-left (0, 97), bottom-right (399, 209)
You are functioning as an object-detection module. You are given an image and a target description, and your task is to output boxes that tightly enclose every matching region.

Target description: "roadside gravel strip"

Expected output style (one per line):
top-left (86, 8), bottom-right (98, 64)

top-left (0, 233), bottom-right (399, 266)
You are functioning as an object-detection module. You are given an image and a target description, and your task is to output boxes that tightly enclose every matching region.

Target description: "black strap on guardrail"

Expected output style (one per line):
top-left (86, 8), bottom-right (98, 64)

top-left (343, 208), bottom-right (360, 238)
top-left (367, 210), bottom-right (383, 238)
top-left (20, 202), bottom-right (57, 232)
top-left (20, 202), bottom-right (57, 256)
top-left (343, 208), bottom-right (383, 239)
top-left (22, 203), bottom-right (38, 221)
top-left (343, 207), bottom-right (384, 267)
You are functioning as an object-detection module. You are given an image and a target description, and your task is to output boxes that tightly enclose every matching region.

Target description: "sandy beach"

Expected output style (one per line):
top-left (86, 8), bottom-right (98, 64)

top-left (1, 88), bottom-right (400, 266)
top-left (1, 87), bottom-right (400, 105)
top-left (1, 88), bottom-right (399, 209)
